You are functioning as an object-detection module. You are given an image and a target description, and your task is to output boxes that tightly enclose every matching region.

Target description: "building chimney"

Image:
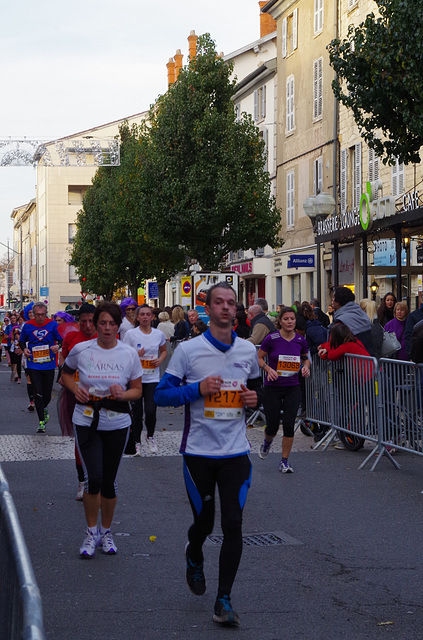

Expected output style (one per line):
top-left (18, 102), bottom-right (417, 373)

top-left (188, 30), bottom-right (197, 61)
top-left (259, 1), bottom-right (276, 38)
top-left (174, 49), bottom-right (183, 78)
top-left (167, 57), bottom-right (176, 87)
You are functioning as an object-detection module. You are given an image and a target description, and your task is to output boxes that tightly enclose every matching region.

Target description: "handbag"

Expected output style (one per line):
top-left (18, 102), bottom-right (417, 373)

top-left (381, 330), bottom-right (401, 358)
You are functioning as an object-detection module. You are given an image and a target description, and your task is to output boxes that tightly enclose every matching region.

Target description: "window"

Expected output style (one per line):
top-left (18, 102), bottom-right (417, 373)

top-left (352, 142), bottom-right (361, 208)
top-left (313, 58), bottom-right (323, 120)
top-left (348, 0), bottom-right (358, 8)
top-left (368, 146), bottom-right (379, 182)
top-left (286, 75), bottom-right (295, 133)
top-left (254, 85), bottom-right (266, 122)
top-left (340, 144), bottom-right (361, 212)
top-left (235, 103), bottom-right (241, 122)
top-left (392, 159), bottom-right (404, 197)
top-left (259, 128), bottom-right (269, 173)
top-left (68, 185), bottom-right (88, 205)
top-left (340, 149), bottom-right (347, 214)
top-left (313, 157), bottom-right (323, 195)
top-left (282, 8), bottom-right (298, 58)
top-left (286, 170), bottom-right (295, 227)
top-left (314, 0), bottom-right (323, 34)
top-left (31, 246), bottom-right (37, 267)
top-left (69, 265), bottom-right (79, 283)
top-left (68, 223), bottom-right (77, 243)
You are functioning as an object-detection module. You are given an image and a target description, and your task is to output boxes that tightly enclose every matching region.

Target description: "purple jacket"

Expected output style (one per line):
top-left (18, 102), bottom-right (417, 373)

top-left (384, 317), bottom-right (407, 360)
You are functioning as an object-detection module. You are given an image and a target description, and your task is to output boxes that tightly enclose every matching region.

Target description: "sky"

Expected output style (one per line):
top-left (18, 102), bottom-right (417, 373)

top-left (0, 0), bottom-right (263, 256)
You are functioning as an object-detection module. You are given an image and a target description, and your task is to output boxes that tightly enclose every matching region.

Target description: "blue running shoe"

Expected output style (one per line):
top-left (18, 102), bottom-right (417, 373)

top-left (213, 595), bottom-right (240, 626)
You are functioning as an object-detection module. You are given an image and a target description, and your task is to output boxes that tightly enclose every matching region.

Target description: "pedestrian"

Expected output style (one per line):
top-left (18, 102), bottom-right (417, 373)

top-left (170, 305), bottom-right (189, 344)
top-left (124, 304), bottom-right (167, 455)
top-left (234, 309), bottom-right (250, 339)
top-left (257, 306), bottom-right (310, 472)
top-left (359, 298), bottom-right (384, 360)
top-left (22, 303), bottom-right (35, 410)
top-left (247, 304), bottom-right (277, 345)
top-left (191, 319), bottom-right (208, 336)
top-left (154, 283), bottom-right (262, 627)
top-left (377, 292), bottom-right (397, 327)
top-left (60, 302), bottom-right (97, 500)
top-left (1, 316), bottom-right (11, 365)
top-left (404, 303), bottom-right (423, 359)
top-left (331, 286), bottom-right (375, 356)
top-left (61, 301), bottom-right (142, 558)
top-left (310, 298), bottom-right (330, 328)
top-left (187, 309), bottom-right (199, 338)
top-left (10, 318), bottom-right (23, 383)
top-left (384, 301), bottom-right (409, 361)
top-left (6, 312), bottom-right (18, 380)
top-left (157, 311), bottom-right (174, 377)
top-left (118, 297), bottom-right (137, 340)
top-left (19, 302), bottom-right (62, 433)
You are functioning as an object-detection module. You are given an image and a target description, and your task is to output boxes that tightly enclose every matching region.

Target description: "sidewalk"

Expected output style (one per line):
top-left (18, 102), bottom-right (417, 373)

top-left (1, 360), bottom-right (422, 639)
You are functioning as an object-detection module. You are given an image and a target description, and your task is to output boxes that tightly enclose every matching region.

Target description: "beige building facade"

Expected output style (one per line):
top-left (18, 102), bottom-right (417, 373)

top-left (33, 112), bottom-right (147, 312)
top-left (11, 199), bottom-right (37, 306)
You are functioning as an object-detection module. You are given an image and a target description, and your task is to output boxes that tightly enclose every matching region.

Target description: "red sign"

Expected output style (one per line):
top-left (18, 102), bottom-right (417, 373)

top-left (183, 280), bottom-right (191, 295)
top-left (231, 262), bottom-right (253, 274)
top-left (80, 291), bottom-right (87, 299)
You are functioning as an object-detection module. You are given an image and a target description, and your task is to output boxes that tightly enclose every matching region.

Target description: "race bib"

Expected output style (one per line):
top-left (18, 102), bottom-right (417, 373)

top-left (32, 344), bottom-right (51, 363)
top-left (277, 354), bottom-right (301, 377)
top-left (141, 357), bottom-right (156, 376)
top-left (204, 379), bottom-right (244, 420)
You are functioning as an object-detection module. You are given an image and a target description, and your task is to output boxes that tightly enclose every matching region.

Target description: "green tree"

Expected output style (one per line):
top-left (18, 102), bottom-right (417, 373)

top-left (328, 0), bottom-right (423, 165)
top-left (70, 122), bottom-right (186, 299)
top-left (147, 34), bottom-right (282, 269)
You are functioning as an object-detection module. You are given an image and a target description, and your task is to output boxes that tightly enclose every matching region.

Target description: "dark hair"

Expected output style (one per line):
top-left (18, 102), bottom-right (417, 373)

top-left (301, 301), bottom-right (315, 321)
top-left (205, 282), bottom-right (236, 307)
top-left (134, 304), bottom-right (152, 327)
top-left (254, 297), bottom-right (268, 312)
top-left (329, 322), bottom-right (357, 349)
top-left (278, 305), bottom-right (296, 321)
top-left (310, 298), bottom-right (320, 307)
top-left (236, 309), bottom-right (248, 325)
top-left (333, 286), bottom-right (355, 306)
top-left (78, 302), bottom-right (96, 316)
top-left (377, 292), bottom-right (397, 323)
top-left (193, 319), bottom-right (208, 334)
top-left (93, 301), bottom-right (122, 328)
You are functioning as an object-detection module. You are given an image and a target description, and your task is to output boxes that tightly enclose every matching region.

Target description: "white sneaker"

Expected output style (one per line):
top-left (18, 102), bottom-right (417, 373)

top-left (76, 481), bottom-right (85, 501)
top-left (101, 530), bottom-right (117, 555)
top-left (79, 528), bottom-right (100, 559)
top-left (146, 436), bottom-right (158, 453)
top-left (133, 442), bottom-right (142, 457)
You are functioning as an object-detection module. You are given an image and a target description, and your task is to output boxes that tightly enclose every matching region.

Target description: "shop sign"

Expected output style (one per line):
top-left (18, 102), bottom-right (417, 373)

top-left (317, 182), bottom-right (420, 237)
top-left (287, 255), bottom-right (315, 268)
top-left (231, 261), bottom-right (253, 274)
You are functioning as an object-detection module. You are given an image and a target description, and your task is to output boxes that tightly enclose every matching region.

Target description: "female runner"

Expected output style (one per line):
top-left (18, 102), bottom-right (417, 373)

top-left (61, 302), bottom-right (142, 558)
top-left (257, 306), bottom-right (310, 473)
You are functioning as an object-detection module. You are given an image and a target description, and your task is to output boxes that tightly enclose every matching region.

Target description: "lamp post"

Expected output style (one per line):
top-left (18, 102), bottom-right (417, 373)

top-left (303, 193), bottom-right (336, 306)
top-left (370, 280), bottom-right (379, 301)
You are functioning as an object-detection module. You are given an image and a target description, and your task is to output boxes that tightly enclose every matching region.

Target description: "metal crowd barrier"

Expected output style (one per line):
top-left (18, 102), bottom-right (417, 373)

top-left (305, 354), bottom-right (423, 471)
top-left (0, 465), bottom-right (46, 640)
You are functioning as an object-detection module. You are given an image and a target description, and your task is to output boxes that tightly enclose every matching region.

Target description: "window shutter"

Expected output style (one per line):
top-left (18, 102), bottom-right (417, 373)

top-left (254, 90), bottom-right (258, 121)
top-left (286, 76), bottom-right (294, 132)
top-left (261, 84), bottom-right (266, 119)
top-left (314, 0), bottom-right (319, 33)
top-left (340, 149), bottom-right (347, 214)
top-left (354, 142), bottom-right (361, 208)
top-left (398, 162), bottom-right (404, 195)
top-left (318, 58), bottom-right (323, 117)
top-left (262, 127), bottom-right (268, 172)
top-left (282, 18), bottom-right (287, 58)
top-left (293, 8), bottom-right (298, 50)
top-left (319, 0), bottom-right (323, 31)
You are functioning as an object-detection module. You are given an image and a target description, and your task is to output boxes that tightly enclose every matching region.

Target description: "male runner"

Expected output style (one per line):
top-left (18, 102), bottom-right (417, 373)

top-left (19, 301), bottom-right (62, 433)
top-left (155, 283), bottom-right (262, 627)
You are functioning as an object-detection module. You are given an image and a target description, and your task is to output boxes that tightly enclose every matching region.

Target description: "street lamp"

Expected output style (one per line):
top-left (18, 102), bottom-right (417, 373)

top-left (303, 192), bottom-right (336, 305)
top-left (370, 280), bottom-right (379, 301)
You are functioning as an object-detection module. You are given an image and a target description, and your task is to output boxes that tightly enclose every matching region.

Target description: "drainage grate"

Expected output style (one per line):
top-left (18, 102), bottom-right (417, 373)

top-left (207, 531), bottom-right (302, 547)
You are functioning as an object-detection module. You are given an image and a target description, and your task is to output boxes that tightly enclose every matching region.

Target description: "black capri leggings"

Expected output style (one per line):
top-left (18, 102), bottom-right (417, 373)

top-left (263, 384), bottom-right (301, 438)
top-left (75, 426), bottom-right (129, 499)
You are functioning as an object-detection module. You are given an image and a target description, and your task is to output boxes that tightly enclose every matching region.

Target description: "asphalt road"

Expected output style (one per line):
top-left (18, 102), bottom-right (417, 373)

top-left (1, 357), bottom-right (422, 639)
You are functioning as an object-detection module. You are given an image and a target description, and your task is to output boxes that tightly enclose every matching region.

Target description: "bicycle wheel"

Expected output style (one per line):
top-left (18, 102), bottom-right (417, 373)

top-left (338, 430), bottom-right (365, 451)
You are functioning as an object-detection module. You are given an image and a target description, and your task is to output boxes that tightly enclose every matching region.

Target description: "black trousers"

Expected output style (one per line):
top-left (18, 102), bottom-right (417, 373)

top-left (131, 382), bottom-right (158, 440)
top-left (183, 454), bottom-right (252, 598)
top-left (28, 369), bottom-right (55, 422)
top-left (263, 384), bottom-right (301, 438)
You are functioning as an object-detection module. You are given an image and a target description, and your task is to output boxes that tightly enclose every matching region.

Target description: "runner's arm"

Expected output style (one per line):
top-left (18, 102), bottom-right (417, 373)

top-left (154, 372), bottom-right (202, 407)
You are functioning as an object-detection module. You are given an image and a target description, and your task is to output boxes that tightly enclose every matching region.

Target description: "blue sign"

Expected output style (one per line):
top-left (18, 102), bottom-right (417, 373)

top-left (287, 255), bottom-right (315, 269)
top-left (148, 281), bottom-right (159, 299)
top-left (40, 287), bottom-right (49, 296)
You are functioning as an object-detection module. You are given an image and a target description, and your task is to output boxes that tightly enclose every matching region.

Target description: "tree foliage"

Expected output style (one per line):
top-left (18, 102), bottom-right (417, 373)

top-left (70, 122), bottom-right (186, 298)
top-left (147, 34), bottom-right (282, 270)
top-left (328, 0), bottom-right (423, 165)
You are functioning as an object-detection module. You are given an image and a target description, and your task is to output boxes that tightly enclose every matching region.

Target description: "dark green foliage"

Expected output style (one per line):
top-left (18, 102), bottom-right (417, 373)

top-left (328, 0), bottom-right (423, 165)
